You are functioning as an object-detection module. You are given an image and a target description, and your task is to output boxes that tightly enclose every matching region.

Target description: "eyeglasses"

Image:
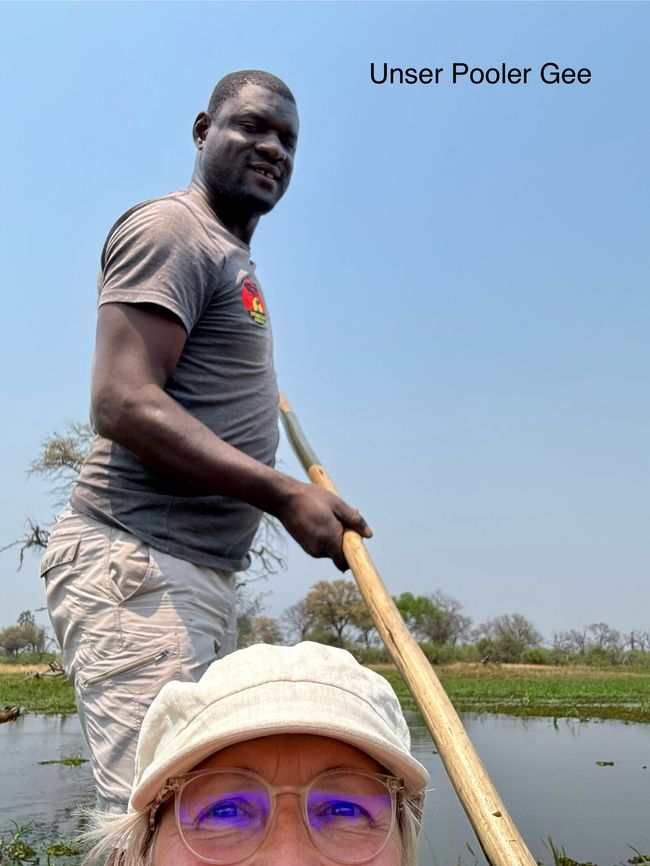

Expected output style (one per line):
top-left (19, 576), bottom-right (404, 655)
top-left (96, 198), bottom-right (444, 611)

top-left (149, 767), bottom-right (404, 864)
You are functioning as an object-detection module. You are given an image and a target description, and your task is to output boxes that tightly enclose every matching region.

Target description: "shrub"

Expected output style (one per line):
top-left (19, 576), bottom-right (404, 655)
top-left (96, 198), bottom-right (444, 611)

top-left (521, 647), bottom-right (554, 665)
top-left (352, 646), bottom-right (391, 665)
top-left (583, 646), bottom-right (624, 667)
top-left (303, 629), bottom-right (345, 648)
top-left (623, 650), bottom-right (650, 669)
top-left (418, 642), bottom-right (471, 664)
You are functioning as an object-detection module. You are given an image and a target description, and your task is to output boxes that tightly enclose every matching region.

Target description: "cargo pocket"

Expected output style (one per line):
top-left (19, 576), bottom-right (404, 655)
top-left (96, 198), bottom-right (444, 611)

top-left (76, 638), bottom-right (181, 722)
top-left (40, 538), bottom-right (80, 580)
top-left (75, 639), bottom-right (181, 809)
top-left (40, 537), bottom-right (83, 667)
top-left (79, 644), bottom-right (177, 690)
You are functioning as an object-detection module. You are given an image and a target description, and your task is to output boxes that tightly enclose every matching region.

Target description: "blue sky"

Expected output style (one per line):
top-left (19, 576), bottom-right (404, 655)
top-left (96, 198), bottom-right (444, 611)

top-left (1, 1), bottom-right (648, 642)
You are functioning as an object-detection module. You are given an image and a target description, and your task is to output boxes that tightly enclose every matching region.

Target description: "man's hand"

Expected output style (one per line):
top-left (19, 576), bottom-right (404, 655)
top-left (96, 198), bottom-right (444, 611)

top-left (273, 482), bottom-right (372, 571)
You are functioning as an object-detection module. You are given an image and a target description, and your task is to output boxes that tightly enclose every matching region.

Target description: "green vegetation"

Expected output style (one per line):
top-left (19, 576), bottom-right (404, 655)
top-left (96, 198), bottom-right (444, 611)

top-left (0, 672), bottom-right (76, 715)
top-left (0, 653), bottom-right (59, 667)
top-left (0, 612), bottom-right (47, 658)
top-left (38, 757), bottom-right (88, 767)
top-left (3, 660), bottom-right (650, 721)
top-left (375, 663), bottom-right (650, 723)
top-left (0, 823), bottom-right (80, 866)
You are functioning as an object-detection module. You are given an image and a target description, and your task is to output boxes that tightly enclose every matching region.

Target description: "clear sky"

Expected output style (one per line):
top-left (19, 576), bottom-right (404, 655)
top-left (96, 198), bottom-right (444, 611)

top-left (1, 1), bottom-right (648, 644)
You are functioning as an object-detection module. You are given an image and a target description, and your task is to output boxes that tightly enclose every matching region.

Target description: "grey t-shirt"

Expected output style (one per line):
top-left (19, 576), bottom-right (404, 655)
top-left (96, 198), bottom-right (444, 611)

top-left (71, 187), bottom-right (279, 571)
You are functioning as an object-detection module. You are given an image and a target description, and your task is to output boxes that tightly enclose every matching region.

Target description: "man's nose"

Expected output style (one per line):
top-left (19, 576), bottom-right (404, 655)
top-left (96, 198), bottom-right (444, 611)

top-left (256, 132), bottom-right (288, 162)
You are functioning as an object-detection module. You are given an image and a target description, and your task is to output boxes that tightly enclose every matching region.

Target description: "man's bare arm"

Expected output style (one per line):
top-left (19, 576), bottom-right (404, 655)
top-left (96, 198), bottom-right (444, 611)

top-left (91, 302), bottom-right (371, 570)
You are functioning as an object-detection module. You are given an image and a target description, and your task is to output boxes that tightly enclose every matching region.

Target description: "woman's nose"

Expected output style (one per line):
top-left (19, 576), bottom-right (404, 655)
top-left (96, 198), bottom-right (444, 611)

top-left (253, 795), bottom-right (325, 865)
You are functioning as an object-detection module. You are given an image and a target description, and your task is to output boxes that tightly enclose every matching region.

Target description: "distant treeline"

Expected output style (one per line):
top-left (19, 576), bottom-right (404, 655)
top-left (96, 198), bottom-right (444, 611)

top-left (3, 585), bottom-right (648, 669)
top-left (236, 581), bottom-right (649, 668)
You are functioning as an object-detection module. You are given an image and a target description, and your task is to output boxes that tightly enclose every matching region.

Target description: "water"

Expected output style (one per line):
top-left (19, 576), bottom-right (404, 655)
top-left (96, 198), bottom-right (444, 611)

top-left (1, 714), bottom-right (94, 842)
top-left (1, 713), bottom-right (649, 863)
top-left (411, 713), bottom-right (650, 865)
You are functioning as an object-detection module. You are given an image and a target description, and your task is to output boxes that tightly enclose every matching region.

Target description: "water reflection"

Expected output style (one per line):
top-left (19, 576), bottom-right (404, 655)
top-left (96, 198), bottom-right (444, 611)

top-left (2, 712), bottom-right (649, 864)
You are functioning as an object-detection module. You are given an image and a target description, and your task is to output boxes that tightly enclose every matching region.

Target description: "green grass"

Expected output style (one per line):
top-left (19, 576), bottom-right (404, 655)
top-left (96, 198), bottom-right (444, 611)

top-left (0, 652), bottom-right (60, 666)
top-left (4, 662), bottom-right (650, 721)
top-left (374, 663), bottom-right (650, 723)
top-left (0, 673), bottom-right (76, 714)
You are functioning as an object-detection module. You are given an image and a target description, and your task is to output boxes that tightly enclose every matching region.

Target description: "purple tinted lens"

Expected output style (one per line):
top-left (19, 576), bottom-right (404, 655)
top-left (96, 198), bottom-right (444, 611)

top-left (306, 775), bottom-right (394, 862)
top-left (179, 776), bottom-right (270, 862)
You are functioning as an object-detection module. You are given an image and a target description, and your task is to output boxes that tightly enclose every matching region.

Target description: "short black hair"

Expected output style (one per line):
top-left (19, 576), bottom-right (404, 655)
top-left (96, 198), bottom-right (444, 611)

top-left (207, 70), bottom-right (296, 118)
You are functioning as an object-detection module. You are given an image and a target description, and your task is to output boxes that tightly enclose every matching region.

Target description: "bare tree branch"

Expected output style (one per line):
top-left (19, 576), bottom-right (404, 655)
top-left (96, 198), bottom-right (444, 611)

top-left (0, 518), bottom-right (50, 569)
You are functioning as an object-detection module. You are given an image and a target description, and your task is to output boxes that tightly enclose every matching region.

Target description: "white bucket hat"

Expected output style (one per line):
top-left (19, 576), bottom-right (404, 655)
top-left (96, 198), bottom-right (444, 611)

top-left (130, 641), bottom-right (429, 811)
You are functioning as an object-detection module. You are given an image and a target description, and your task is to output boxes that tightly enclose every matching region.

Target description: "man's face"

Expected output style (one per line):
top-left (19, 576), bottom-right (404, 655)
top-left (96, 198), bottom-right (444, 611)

top-left (195, 83), bottom-right (299, 217)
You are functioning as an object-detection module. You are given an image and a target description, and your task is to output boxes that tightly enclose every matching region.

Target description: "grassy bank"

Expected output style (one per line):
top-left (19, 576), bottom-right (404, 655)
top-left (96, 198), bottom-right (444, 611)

top-left (0, 665), bottom-right (76, 714)
top-left (374, 663), bottom-right (650, 723)
top-left (3, 661), bottom-right (650, 722)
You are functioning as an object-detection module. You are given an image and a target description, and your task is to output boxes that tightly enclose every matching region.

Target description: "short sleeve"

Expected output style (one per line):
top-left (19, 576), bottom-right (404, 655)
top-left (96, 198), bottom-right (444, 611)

top-left (99, 198), bottom-right (222, 333)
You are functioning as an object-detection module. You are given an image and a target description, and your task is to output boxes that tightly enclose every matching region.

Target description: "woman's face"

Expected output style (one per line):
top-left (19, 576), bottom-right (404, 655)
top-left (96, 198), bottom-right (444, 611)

top-left (153, 733), bottom-right (401, 866)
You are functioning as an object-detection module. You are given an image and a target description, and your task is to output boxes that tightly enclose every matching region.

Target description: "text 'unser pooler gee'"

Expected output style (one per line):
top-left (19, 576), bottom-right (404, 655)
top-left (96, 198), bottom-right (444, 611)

top-left (370, 62), bottom-right (592, 86)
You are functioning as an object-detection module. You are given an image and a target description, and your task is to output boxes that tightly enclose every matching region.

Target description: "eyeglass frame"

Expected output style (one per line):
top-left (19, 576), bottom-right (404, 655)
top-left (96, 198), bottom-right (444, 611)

top-left (147, 766), bottom-right (406, 865)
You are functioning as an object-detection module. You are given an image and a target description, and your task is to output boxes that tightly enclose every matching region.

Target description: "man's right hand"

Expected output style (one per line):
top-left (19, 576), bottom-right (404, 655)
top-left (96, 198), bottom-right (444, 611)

top-left (273, 482), bottom-right (372, 572)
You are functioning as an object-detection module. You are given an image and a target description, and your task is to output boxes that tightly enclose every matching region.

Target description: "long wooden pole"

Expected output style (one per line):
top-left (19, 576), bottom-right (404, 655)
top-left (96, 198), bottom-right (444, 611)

top-left (279, 392), bottom-right (537, 866)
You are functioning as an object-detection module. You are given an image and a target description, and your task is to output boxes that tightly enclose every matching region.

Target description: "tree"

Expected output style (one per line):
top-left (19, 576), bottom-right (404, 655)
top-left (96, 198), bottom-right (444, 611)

top-left (626, 630), bottom-right (650, 653)
top-left (281, 599), bottom-right (313, 642)
top-left (426, 590), bottom-right (472, 645)
top-left (235, 586), bottom-right (283, 648)
top-left (349, 602), bottom-right (378, 649)
top-left (554, 623), bottom-right (626, 658)
top-left (553, 628), bottom-right (588, 655)
top-left (479, 613), bottom-right (542, 647)
top-left (0, 610), bottom-right (46, 656)
top-left (394, 590), bottom-right (471, 645)
top-left (238, 615), bottom-right (283, 648)
top-left (586, 622), bottom-right (623, 652)
top-left (284, 587), bottom-right (377, 648)
top-left (302, 579), bottom-right (362, 643)
top-left (395, 592), bottom-right (442, 640)
top-left (476, 613), bottom-right (542, 663)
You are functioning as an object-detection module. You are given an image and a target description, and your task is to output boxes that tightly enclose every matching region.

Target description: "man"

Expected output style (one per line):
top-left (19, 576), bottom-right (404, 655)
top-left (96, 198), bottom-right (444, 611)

top-left (40, 70), bottom-right (371, 813)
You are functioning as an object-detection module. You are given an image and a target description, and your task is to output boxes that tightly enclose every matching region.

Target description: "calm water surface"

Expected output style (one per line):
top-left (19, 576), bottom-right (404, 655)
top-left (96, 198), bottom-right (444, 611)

top-left (1, 713), bottom-right (94, 841)
top-left (2, 712), bottom-right (649, 863)
top-left (410, 712), bottom-right (650, 864)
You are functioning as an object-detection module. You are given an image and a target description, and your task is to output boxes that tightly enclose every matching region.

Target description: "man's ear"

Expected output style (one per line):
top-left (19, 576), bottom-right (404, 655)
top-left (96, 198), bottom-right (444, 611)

top-left (192, 112), bottom-right (212, 149)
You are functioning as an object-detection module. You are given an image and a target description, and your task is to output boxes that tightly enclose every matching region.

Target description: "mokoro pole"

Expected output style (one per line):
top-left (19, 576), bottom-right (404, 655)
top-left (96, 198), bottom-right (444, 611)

top-left (279, 392), bottom-right (537, 866)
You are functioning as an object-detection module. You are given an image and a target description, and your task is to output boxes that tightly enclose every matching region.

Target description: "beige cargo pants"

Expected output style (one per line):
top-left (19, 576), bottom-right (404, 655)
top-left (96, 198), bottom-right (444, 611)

top-left (41, 507), bottom-right (236, 812)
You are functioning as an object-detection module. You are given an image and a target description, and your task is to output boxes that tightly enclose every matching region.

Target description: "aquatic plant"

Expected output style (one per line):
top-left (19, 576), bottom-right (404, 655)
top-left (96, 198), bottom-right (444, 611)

top-left (0, 823), bottom-right (80, 866)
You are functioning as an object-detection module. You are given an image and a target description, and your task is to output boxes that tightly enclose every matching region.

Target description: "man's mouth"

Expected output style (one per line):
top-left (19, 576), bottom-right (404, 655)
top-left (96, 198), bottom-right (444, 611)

top-left (251, 165), bottom-right (280, 182)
